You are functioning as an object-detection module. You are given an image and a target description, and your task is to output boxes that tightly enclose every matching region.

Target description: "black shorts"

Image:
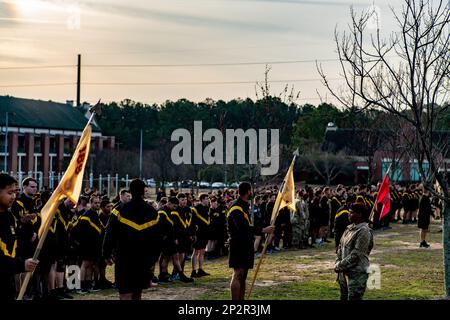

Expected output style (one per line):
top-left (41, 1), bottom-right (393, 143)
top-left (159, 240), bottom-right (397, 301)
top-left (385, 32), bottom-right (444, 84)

top-left (193, 236), bottom-right (208, 250)
top-left (228, 240), bottom-right (254, 269)
top-left (115, 258), bottom-right (151, 294)
top-left (417, 215), bottom-right (430, 230)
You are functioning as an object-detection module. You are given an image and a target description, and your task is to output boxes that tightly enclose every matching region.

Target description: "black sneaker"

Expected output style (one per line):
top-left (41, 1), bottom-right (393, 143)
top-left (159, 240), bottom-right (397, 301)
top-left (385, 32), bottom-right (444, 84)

top-left (158, 273), bottom-right (173, 283)
top-left (420, 241), bottom-right (430, 248)
top-left (190, 270), bottom-right (199, 278)
top-left (179, 273), bottom-right (195, 283)
top-left (57, 288), bottom-right (74, 299)
top-left (197, 269), bottom-right (210, 277)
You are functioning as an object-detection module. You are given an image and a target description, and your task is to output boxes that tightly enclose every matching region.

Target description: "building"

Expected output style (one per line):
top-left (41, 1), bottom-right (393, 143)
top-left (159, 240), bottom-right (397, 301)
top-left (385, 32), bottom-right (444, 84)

top-left (0, 95), bottom-right (115, 187)
top-left (322, 122), bottom-right (450, 184)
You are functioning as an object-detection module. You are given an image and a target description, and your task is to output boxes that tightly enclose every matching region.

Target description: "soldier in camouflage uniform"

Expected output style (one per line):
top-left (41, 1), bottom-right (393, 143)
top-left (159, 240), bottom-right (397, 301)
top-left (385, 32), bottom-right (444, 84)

top-left (291, 194), bottom-right (310, 249)
top-left (335, 202), bottom-right (373, 300)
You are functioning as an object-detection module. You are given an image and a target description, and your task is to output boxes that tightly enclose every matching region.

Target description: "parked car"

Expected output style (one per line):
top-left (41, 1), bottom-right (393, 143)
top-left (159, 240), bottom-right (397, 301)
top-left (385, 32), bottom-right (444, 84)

top-left (211, 182), bottom-right (226, 189)
top-left (228, 182), bottom-right (239, 188)
top-left (199, 181), bottom-right (210, 188)
top-left (146, 179), bottom-right (156, 187)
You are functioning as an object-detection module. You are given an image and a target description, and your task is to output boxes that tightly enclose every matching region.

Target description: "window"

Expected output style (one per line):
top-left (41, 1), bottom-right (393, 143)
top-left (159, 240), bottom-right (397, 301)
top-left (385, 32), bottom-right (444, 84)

top-left (410, 160), bottom-right (430, 182)
top-left (18, 135), bottom-right (25, 153)
top-left (34, 136), bottom-right (41, 153)
top-left (381, 160), bottom-right (403, 182)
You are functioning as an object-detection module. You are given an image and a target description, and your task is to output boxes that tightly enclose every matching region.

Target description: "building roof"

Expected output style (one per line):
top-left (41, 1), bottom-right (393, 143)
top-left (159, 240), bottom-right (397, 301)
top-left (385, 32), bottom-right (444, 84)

top-left (0, 96), bottom-right (101, 132)
top-left (322, 128), bottom-right (385, 156)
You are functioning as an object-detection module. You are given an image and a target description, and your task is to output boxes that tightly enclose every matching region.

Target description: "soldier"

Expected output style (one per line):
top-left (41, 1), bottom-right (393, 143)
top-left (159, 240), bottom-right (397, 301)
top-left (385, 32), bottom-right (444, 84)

top-left (0, 174), bottom-right (39, 300)
top-left (330, 187), bottom-right (345, 238)
top-left (71, 195), bottom-right (102, 293)
top-left (228, 182), bottom-right (274, 300)
top-left (334, 194), bottom-right (356, 249)
top-left (11, 177), bottom-right (40, 298)
top-left (170, 193), bottom-right (194, 283)
top-left (112, 189), bottom-right (131, 212)
top-left (98, 200), bottom-right (114, 289)
top-left (252, 196), bottom-right (264, 255)
top-left (157, 197), bottom-right (176, 283)
top-left (190, 194), bottom-right (211, 278)
top-left (418, 188), bottom-right (434, 248)
top-left (335, 202), bottom-right (374, 300)
top-left (103, 179), bottom-right (162, 300)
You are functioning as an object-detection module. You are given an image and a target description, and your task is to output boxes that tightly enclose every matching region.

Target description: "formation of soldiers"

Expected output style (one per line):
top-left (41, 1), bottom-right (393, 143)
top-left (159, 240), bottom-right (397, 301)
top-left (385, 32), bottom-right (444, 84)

top-left (0, 172), bottom-right (444, 300)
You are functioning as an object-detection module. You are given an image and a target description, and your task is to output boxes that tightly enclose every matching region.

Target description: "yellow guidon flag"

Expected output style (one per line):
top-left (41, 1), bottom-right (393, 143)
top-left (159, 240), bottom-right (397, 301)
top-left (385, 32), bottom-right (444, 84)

top-left (38, 123), bottom-right (92, 237)
top-left (18, 106), bottom-right (96, 300)
top-left (269, 151), bottom-right (297, 224)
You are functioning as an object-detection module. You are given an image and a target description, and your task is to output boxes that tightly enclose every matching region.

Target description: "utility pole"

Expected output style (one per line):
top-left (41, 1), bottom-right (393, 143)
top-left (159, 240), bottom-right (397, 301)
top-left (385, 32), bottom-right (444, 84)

top-left (4, 112), bottom-right (9, 172)
top-left (77, 54), bottom-right (81, 107)
top-left (139, 129), bottom-right (143, 179)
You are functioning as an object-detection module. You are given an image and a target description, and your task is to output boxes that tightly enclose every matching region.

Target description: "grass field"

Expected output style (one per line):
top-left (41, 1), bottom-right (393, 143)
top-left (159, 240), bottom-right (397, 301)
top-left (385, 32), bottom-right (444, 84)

top-left (79, 220), bottom-right (446, 300)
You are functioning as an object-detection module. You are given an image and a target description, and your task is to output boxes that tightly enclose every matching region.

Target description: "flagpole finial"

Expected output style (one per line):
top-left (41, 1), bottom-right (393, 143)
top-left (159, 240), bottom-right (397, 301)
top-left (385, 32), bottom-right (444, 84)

top-left (293, 148), bottom-right (299, 157)
top-left (89, 99), bottom-right (102, 116)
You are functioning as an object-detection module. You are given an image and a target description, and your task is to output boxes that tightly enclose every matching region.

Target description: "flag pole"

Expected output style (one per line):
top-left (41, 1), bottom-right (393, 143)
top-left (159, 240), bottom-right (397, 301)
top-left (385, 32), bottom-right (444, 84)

top-left (247, 150), bottom-right (298, 300)
top-left (369, 162), bottom-right (392, 223)
top-left (17, 101), bottom-right (100, 300)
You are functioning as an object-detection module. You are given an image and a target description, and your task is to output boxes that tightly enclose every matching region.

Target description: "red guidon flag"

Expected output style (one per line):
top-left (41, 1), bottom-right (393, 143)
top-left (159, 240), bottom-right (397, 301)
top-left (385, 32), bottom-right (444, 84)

top-left (377, 173), bottom-right (391, 221)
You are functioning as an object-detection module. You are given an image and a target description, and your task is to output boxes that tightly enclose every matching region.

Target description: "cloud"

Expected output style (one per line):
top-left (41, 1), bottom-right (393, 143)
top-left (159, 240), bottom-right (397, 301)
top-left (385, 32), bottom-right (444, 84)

top-left (59, 1), bottom-right (293, 33)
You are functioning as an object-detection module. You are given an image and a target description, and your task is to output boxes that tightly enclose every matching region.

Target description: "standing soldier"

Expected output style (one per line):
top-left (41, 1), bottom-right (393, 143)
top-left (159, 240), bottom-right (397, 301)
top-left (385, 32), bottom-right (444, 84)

top-left (335, 202), bottom-right (374, 300)
top-left (103, 179), bottom-right (162, 300)
top-left (72, 195), bottom-right (102, 293)
top-left (12, 177), bottom-right (40, 298)
top-left (330, 187), bottom-right (345, 238)
top-left (0, 174), bottom-right (39, 300)
top-left (227, 182), bottom-right (274, 300)
top-left (98, 200), bottom-right (114, 289)
top-left (157, 197), bottom-right (176, 283)
top-left (334, 194), bottom-right (356, 249)
top-left (170, 193), bottom-right (194, 283)
top-left (190, 194), bottom-right (211, 278)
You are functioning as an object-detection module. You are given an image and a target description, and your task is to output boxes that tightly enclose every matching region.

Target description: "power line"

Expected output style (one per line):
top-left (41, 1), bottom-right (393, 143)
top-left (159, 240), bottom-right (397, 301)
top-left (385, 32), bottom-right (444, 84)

top-left (0, 78), bottom-right (339, 88)
top-left (0, 58), bottom-right (338, 71)
top-left (0, 65), bottom-right (75, 70)
top-left (83, 78), bottom-right (338, 86)
top-left (83, 59), bottom-right (338, 68)
top-left (0, 83), bottom-right (75, 88)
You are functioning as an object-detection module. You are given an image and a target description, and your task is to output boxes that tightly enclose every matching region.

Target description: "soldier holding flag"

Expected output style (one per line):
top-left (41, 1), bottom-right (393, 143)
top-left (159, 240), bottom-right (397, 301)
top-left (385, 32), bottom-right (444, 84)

top-left (227, 182), bottom-right (274, 300)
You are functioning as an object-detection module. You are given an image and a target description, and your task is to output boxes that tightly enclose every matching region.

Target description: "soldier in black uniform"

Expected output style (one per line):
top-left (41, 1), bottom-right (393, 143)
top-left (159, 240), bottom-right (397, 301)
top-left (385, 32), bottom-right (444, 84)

top-left (190, 194), bottom-right (211, 278)
top-left (330, 187), bottom-right (345, 238)
top-left (103, 179), bottom-right (162, 300)
top-left (227, 182), bottom-right (274, 300)
top-left (157, 197), bottom-right (176, 283)
top-left (171, 193), bottom-right (194, 282)
top-left (334, 194), bottom-right (356, 249)
top-left (113, 189), bottom-right (131, 211)
top-left (0, 174), bottom-right (39, 300)
top-left (11, 177), bottom-right (40, 298)
top-left (71, 195), bottom-right (102, 292)
top-left (98, 200), bottom-right (114, 289)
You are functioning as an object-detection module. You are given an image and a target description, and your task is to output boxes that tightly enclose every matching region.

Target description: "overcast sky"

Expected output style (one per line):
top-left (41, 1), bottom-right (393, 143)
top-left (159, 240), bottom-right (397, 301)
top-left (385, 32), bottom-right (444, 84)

top-left (0, 0), bottom-right (403, 105)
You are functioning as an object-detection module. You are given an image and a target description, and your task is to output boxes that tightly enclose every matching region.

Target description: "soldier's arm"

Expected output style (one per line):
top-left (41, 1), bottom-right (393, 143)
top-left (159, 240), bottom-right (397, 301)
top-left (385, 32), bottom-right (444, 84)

top-left (0, 241), bottom-right (26, 275)
top-left (102, 214), bottom-right (118, 261)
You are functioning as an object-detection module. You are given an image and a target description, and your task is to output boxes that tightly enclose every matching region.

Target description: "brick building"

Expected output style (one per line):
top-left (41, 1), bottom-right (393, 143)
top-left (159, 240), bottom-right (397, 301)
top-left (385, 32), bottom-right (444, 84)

top-left (0, 95), bottom-right (115, 187)
top-left (322, 122), bottom-right (450, 184)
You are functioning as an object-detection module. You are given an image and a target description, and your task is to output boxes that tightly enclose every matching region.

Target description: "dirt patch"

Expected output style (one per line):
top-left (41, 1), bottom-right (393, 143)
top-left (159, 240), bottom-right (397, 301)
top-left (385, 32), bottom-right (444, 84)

top-left (78, 286), bottom-right (209, 300)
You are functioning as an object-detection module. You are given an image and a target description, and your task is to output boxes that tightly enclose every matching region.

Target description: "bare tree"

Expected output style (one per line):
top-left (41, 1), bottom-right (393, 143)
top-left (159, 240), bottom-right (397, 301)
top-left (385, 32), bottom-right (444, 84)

top-left (318, 0), bottom-right (450, 297)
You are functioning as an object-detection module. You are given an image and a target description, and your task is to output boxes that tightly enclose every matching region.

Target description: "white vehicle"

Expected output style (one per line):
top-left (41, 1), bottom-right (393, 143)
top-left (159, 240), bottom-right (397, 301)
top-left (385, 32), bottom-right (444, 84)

top-left (229, 182), bottom-right (239, 188)
top-left (199, 181), bottom-right (210, 188)
top-left (211, 182), bottom-right (226, 189)
top-left (146, 179), bottom-right (156, 187)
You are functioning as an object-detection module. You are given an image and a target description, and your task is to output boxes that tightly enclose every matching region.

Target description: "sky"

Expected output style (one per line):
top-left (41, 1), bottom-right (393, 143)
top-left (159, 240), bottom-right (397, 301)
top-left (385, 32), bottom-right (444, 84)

top-left (0, 0), bottom-right (404, 105)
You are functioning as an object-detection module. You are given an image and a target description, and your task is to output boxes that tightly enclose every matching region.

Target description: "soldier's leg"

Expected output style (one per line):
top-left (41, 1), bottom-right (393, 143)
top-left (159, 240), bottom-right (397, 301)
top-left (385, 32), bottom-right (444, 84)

top-left (337, 273), bottom-right (348, 301)
top-left (347, 272), bottom-right (369, 300)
